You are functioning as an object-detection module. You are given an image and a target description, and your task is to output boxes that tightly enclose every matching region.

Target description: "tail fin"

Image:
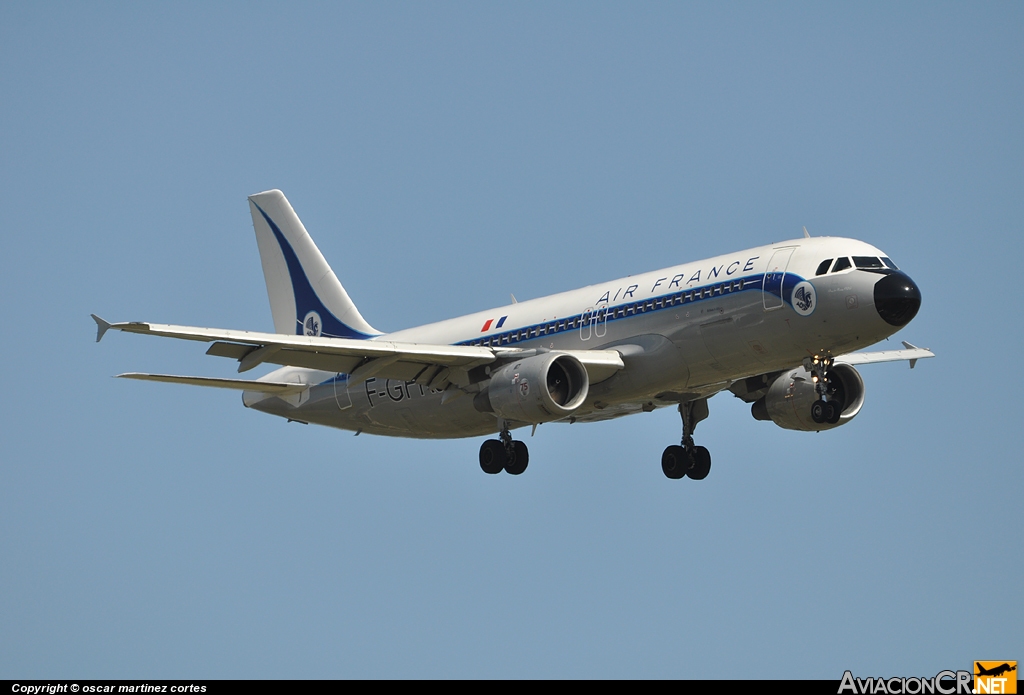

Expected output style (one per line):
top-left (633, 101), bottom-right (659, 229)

top-left (248, 190), bottom-right (380, 339)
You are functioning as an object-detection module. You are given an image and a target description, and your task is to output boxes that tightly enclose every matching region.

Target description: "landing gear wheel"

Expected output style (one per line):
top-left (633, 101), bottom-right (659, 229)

top-left (826, 401), bottom-right (841, 424)
top-left (663, 400), bottom-right (712, 481)
top-left (810, 400), bottom-right (826, 424)
top-left (686, 446), bottom-right (711, 480)
top-left (505, 441), bottom-right (529, 475)
top-left (662, 445), bottom-right (687, 479)
top-left (479, 439), bottom-right (506, 474)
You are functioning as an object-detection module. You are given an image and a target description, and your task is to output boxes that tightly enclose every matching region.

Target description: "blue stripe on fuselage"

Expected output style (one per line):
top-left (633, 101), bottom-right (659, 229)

top-left (313, 271), bottom-right (808, 387)
top-left (455, 271), bottom-right (807, 349)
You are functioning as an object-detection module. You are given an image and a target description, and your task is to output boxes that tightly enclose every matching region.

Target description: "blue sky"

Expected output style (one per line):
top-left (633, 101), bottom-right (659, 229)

top-left (1, 2), bottom-right (1021, 678)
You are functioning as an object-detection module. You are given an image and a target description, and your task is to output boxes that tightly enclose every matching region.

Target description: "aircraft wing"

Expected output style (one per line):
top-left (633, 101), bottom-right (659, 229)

top-left (92, 316), bottom-right (624, 390)
top-left (834, 341), bottom-right (935, 368)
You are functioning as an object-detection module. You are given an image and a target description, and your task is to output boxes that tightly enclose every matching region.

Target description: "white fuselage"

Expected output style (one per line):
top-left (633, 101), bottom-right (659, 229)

top-left (246, 236), bottom-right (908, 438)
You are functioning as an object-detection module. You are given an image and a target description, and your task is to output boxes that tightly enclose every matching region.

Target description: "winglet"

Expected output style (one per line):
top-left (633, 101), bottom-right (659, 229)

top-left (902, 341), bottom-right (925, 369)
top-left (91, 314), bottom-right (112, 343)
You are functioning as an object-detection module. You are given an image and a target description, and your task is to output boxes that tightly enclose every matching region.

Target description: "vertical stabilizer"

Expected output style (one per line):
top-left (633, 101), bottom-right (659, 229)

top-left (248, 190), bottom-right (380, 339)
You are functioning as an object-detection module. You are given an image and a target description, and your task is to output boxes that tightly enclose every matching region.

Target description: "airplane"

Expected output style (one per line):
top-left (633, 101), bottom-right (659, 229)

top-left (976, 663), bottom-right (1016, 678)
top-left (93, 189), bottom-right (933, 480)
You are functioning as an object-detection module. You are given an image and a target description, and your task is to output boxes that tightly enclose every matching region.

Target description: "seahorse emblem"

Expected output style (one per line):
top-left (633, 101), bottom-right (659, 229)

top-left (303, 311), bottom-right (322, 336)
top-left (795, 286), bottom-right (813, 312)
top-left (792, 282), bottom-right (816, 316)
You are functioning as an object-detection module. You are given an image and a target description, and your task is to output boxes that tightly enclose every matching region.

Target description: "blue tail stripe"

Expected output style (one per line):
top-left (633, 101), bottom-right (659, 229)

top-left (253, 202), bottom-right (373, 340)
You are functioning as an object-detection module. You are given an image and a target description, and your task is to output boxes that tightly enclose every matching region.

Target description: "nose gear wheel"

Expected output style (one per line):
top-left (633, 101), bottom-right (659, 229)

top-left (805, 355), bottom-right (843, 425)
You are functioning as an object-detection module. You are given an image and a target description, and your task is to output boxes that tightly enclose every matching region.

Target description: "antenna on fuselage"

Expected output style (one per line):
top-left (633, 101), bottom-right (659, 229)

top-left (510, 293), bottom-right (518, 304)
top-left (803, 226), bottom-right (811, 238)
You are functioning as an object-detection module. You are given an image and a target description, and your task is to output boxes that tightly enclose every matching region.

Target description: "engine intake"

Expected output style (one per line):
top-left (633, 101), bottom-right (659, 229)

top-left (751, 363), bottom-right (865, 431)
top-left (475, 353), bottom-right (589, 424)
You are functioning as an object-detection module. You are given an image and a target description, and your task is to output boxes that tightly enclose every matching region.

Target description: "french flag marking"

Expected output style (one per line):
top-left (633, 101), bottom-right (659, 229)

top-left (481, 315), bottom-right (508, 332)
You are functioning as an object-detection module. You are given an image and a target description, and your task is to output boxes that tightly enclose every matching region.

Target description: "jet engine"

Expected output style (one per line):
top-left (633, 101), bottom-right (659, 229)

top-left (751, 363), bottom-right (865, 432)
top-left (475, 353), bottom-right (589, 424)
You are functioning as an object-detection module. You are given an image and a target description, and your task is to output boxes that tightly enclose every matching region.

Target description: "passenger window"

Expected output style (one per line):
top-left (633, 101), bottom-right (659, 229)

top-left (854, 256), bottom-right (884, 269)
top-left (831, 257), bottom-right (851, 272)
top-left (882, 257), bottom-right (899, 270)
top-left (815, 259), bottom-right (833, 276)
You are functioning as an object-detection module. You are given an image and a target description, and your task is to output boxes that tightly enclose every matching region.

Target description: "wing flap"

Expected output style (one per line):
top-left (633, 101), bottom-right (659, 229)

top-left (206, 342), bottom-right (251, 359)
top-left (207, 341), bottom-right (362, 374)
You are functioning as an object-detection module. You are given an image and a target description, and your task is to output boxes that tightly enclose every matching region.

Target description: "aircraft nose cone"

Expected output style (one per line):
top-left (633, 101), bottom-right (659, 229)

top-left (874, 271), bottom-right (921, 327)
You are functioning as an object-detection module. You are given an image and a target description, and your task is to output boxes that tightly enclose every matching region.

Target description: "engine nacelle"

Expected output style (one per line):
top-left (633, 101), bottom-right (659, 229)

top-left (476, 353), bottom-right (590, 424)
top-left (751, 363), bottom-right (866, 432)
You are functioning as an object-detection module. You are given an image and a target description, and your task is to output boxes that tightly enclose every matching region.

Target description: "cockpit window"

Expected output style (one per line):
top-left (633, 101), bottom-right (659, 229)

top-left (882, 257), bottom-right (899, 270)
top-left (854, 256), bottom-right (884, 269)
top-left (815, 259), bottom-right (833, 276)
top-left (831, 257), bottom-right (851, 272)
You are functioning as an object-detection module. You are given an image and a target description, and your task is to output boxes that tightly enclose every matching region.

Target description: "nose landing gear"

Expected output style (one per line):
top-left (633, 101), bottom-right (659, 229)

top-left (662, 399), bottom-right (712, 480)
top-left (806, 355), bottom-right (842, 425)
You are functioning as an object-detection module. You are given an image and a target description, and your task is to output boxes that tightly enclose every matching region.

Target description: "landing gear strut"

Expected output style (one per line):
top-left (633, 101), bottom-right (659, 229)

top-left (479, 419), bottom-right (529, 475)
top-left (662, 399), bottom-right (712, 480)
top-left (806, 355), bottom-right (842, 425)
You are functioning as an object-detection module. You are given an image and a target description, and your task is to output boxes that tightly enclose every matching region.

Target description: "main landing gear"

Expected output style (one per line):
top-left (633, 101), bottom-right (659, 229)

top-left (662, 399), bottom-right (712, 481)
top-left (479, 420), bottom-right (529, 475)
top-left (806, 355), bottom-right (842, 425)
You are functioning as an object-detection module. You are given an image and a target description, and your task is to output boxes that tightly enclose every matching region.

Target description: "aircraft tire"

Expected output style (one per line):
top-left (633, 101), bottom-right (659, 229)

top-left (661, 445), bottom-right (687, 480)
top-left (686, 446), bottom-right (711, 480)
top-left (826, 400), bottom-right (841, 424)
top-left (810, 401), bottom-right (826, 424)
top-left (479, 439), bottom-right (507, 474)
top-left (505, 441), bottom-right (529, 475)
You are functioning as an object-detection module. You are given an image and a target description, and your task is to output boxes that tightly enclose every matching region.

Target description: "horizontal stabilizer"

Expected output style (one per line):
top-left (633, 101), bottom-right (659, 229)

top-left (117, 373), bottom-right (309, 394)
